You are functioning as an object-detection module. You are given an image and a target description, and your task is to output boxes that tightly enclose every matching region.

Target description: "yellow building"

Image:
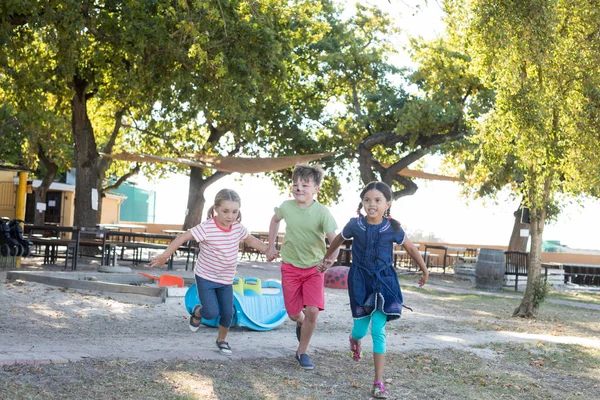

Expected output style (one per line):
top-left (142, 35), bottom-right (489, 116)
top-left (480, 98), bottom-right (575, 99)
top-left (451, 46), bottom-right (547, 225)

top-left (0, 169), bottom-right (125, 225)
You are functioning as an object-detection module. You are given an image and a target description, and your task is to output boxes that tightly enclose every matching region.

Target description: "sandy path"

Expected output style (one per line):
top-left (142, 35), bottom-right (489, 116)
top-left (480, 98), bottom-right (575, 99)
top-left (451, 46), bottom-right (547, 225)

top-left (1, 261), bottom-right (599, 365)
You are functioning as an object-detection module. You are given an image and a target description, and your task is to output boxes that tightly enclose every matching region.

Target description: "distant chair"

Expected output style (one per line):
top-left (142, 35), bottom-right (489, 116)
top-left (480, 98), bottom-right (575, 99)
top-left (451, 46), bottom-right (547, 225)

top-left (459, 248), bottom-right (479, 264)
top-left (504, 251), bottom-right (528, 290)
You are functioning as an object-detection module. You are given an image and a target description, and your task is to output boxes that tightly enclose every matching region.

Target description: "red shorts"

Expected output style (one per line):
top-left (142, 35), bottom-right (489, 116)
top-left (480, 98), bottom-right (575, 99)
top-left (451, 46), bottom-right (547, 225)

top-left (281, 262), bottom-right (325, 315)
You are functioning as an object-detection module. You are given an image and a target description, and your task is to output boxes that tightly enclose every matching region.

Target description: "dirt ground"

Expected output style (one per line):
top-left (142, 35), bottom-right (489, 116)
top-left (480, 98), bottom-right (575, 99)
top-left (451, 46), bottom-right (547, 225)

top-left (1, 257), bottom-right (599, 399)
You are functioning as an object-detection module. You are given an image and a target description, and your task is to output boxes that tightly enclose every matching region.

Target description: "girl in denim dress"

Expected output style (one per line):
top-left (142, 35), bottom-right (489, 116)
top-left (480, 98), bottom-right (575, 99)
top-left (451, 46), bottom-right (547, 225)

top-left (319, 181), bottom-right (428, 399)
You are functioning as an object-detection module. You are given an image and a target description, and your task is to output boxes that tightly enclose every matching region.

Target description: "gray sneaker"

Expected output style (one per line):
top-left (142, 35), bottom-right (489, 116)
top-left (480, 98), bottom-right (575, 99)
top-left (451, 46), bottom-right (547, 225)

top-left (295, 353), bottom-right (314, 370)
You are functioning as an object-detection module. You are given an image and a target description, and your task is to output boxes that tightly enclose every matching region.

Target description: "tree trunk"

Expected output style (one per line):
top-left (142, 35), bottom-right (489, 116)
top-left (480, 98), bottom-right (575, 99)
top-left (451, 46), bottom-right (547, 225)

top-left (33, 180), bottom-right (53, 226)
top-left (33, 145), bottom-right (58, 226)
top-left (71, 77), bottom-right (100, 228)
top-left (513, 176), bottom-right (551, 318)
top-left (183, 167), bottom-right (229, 230)
top-left (508, 206), bottom-right (530, 252)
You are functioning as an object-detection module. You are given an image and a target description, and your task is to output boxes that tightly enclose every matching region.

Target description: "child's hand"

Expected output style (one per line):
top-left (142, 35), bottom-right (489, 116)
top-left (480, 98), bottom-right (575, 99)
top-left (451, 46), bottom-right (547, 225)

top-left (266, 249), bottom-right (279, 262)
top-left (317, 258), bottom-right (335, 272)
top-left (265, 247), bottom-right (278, 262)
top-left (147, 255), bottom-right (166, 269)
top-left (418, 271), bottom-right (429, 287)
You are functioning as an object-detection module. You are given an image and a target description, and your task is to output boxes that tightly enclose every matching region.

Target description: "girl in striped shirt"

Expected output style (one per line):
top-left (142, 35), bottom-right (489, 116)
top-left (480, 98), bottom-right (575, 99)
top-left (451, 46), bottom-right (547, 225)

top-left (148, 188), bottom-right (272, 354)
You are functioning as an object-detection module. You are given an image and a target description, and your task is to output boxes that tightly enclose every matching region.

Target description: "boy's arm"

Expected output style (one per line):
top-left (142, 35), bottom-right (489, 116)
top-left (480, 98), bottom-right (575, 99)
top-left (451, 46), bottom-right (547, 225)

top-left (318, 231), bottom-right (343, 272)
top-left (266, 214), bottom-right (281, 261)
top-left (403, 237), bottom-right (428, 287)
top-left (148, 230), bottom-right (194, 269)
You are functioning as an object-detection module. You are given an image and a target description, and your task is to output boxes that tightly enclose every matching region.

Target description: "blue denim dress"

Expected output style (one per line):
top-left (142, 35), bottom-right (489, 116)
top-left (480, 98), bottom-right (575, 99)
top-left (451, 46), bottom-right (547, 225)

top-left (342, 216), bottom-right (405, 321)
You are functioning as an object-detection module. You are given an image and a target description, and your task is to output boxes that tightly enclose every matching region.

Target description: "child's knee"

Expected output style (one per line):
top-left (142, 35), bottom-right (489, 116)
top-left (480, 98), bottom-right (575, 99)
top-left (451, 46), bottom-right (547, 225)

top-left (352, 318), bottom-right (370, 340)
top-left (304, 306), bottom-right (319, 321)
top-left (200, 306), bottom-right (219, 320)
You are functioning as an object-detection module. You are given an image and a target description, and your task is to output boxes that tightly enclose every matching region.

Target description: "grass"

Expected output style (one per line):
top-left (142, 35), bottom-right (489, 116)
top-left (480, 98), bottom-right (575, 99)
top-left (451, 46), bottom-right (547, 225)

top-left (2, 345), bottom-right (599, 399)
top-left (547, 291), bottom-right (600, 306)
top-left (400, 281), bottom-right (600, 338)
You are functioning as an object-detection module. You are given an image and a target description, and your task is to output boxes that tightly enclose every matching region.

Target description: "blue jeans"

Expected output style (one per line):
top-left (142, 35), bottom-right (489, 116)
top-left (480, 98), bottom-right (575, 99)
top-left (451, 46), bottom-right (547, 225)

top-left (195, 275), bottom-right (234, 328)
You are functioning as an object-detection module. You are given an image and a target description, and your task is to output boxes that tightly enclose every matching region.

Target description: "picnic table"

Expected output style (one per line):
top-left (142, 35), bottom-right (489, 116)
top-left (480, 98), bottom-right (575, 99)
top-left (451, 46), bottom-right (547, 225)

top-left (162, 229), bottom-right (186, 235)
top-left (97, 223), bottom-right (147, 232)
top-left (423, 244), bottom-right (467, 273)
top-left (562, 263), bottom-right (600, 286)
top-left (103, 231), bottom-right (188, 270)
top-left (25, 225), bottom-right (108, 270)
top-left (393, 244), bottom-right (420, 269)
top-left (239, 233), bottom-right (274, 261)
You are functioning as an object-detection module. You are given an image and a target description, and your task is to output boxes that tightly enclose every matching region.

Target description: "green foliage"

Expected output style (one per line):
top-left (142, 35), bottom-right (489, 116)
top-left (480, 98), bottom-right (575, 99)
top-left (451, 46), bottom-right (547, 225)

top-left (445, 0), bottom-right (600, 218)
top-left (533, 279), bottom-right (550, 311)
top-left (444, 0), bottom-right (600, 314)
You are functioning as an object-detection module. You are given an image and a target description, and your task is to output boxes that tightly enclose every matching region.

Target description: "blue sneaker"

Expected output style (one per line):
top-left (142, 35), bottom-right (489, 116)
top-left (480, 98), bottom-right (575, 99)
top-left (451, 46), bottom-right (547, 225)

top-left (295, 353), bottom-right (314, 370)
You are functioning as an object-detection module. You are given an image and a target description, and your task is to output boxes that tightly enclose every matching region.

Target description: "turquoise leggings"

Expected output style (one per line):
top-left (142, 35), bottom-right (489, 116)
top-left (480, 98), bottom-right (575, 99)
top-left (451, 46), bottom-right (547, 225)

top-left (351, 310), bottom-right (387, 354)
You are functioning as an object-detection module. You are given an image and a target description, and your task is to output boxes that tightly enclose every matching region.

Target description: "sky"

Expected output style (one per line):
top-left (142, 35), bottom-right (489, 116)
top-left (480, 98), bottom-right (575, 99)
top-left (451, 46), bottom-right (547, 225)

top-left (142, 166), bottom-right (600, 251)
top-left (138, 1), bottom-right (599, 251)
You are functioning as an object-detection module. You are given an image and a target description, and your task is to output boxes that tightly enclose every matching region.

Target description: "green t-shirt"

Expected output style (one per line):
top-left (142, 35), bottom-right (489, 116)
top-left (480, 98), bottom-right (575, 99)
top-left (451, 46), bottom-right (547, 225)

top-left (275, 199), bottom-right (337, 269)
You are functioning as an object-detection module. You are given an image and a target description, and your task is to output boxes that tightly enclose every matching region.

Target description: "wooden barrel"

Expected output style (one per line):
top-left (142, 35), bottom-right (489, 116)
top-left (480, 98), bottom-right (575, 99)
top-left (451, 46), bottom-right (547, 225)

top-left (475, 248), bottom-right (505, 291)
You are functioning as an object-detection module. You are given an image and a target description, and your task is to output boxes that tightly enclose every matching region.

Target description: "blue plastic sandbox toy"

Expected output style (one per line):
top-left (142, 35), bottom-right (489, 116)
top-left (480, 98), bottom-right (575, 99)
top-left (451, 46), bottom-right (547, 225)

top-left (184, 277), bottom-right (287, 331)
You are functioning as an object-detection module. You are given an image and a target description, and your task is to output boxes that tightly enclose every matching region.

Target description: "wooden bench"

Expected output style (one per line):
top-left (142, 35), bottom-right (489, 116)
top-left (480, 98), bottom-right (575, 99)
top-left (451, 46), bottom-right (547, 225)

top-left (103, 231), bottom-right (199, 270)
top-left (105, 241), bottom-right (177, 268)
top-left (29, 237), bottom-right (76, 268)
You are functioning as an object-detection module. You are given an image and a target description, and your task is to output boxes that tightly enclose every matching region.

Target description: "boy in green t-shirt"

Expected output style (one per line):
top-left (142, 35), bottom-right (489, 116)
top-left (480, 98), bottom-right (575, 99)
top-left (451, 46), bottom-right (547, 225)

top-left (267, 163), bottom-right (339, 370)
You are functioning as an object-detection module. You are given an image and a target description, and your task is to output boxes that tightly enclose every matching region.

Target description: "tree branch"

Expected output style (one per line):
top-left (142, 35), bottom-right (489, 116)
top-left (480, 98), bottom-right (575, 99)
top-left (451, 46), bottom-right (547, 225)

top-left (102, 163), bottom-right (141, 193)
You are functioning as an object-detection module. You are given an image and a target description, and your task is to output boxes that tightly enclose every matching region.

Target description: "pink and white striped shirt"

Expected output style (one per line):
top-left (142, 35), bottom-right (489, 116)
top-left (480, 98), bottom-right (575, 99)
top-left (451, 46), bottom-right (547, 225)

top-left (189, 217), bottom-right (249, 285)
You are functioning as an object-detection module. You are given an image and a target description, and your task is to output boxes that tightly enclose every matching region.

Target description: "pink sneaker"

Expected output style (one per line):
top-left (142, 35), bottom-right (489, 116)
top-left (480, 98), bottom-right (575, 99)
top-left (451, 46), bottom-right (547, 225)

top-left (371, 381), bottom-right (388, 399)
top-left (349, 335), bottom-right (362, 361)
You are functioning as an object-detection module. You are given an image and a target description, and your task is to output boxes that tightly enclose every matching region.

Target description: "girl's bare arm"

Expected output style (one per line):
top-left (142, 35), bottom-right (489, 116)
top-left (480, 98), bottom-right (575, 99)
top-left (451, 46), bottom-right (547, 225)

top-left (245, 234), bottom-right (268, 253)
top-left (147, 230), bottom-right (194, 269)
top-left (403, 237), bottom-right (428, 286)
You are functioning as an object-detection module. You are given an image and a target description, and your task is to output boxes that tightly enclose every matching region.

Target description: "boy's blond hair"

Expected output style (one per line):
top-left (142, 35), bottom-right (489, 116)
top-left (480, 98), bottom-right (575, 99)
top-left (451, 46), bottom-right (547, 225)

top-left (292, 163), bottom-right (325, 186)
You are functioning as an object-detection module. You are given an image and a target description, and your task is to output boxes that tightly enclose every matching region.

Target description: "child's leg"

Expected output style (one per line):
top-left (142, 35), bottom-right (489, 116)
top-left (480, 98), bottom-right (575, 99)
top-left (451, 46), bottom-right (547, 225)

top-left (215, 284), bottom-right (234, 342)
top-left (297, 305), bottom-right (317, 354)
top-left (350, 316), bottom-right (370, 361)
top-left (370, 310), bottom-right (388, 384)
top-left (195, 276), bottom-right (219, 320)
top-left (296, 267), bottom-right (325, 355)
top-left (280, 262), bottom-right (305, 321)
top-left (351, 316), bottom-right (371, 341)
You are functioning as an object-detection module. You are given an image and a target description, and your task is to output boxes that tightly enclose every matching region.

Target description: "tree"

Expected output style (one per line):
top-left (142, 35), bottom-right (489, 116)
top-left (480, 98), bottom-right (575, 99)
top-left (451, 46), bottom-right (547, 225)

top-left (305, 4), bottom-right (492, 200)
top-left (0, 45), bottom-right (72, 226)
top-left (444, 0), bottom-right (600, 317)
top-left (1, 1), bottom-right (187, 227)
top-left (151, 0), bottom-right (340, 229)
top-left (1, 1), bottom-right (345, 229)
